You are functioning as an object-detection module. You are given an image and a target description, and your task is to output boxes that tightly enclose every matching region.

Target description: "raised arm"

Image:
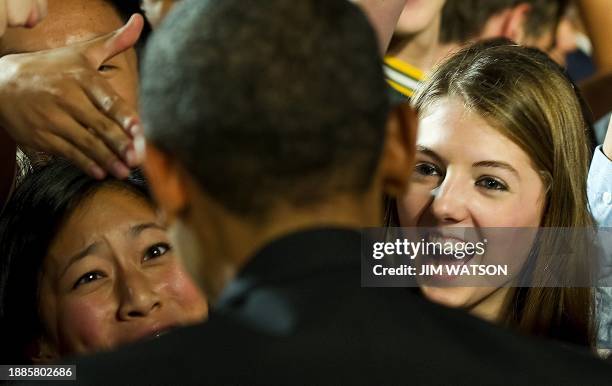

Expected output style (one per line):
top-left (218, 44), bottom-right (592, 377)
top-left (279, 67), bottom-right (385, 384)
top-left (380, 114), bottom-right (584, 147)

top-left (576, 0), bottom-right (612, 74)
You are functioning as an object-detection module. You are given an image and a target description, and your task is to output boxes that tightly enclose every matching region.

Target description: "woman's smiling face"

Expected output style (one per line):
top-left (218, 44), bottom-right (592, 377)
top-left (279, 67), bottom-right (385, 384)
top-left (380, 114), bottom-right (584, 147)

top-left (36, 186), bottom-right (207, 359)
top-left (397, 97), bottom-right (546, 312)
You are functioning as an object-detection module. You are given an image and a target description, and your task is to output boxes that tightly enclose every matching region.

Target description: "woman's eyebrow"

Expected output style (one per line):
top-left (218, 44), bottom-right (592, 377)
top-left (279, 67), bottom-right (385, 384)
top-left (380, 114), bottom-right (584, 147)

top-left (473, 160), bottom-right (520, 178)
top-left (416, 145), bottom-right (446, 164)
top-left (129, 222), bottom-right (167, 237)
top-left (60, 242), bottom-right (101, 279)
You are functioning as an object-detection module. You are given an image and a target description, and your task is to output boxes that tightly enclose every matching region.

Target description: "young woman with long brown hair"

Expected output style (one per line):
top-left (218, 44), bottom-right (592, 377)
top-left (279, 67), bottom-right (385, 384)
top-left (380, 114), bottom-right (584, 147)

top-left (391, 39), bottom-right (600, 348)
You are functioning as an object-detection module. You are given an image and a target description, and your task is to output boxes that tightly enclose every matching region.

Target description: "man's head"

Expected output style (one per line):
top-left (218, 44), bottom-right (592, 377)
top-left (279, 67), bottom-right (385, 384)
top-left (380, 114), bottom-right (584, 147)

top-left (141, 0), bottom-right (416, 299)
top-left (440, 0), bottom-right (568, 52)
top-left (0, 0), bottom-right (146, 107)
top-left (140, 0), bottom-right (180, 28)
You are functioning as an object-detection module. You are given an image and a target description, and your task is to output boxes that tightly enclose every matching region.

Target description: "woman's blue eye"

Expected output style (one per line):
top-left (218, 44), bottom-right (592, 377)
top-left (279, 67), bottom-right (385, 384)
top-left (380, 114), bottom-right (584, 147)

top-left (415, 163), bottom-right (441, 177)
top-left (476, 177), bottom-right (508, 191)
top-left (73, 271), bottom-right (104, 289)
top-left (144, 243), bottom-right (172, 261)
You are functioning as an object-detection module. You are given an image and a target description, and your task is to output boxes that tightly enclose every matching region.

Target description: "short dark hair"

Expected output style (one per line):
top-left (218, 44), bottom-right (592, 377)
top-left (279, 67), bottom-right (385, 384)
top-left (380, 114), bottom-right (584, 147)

top-left (0, 159), bottom-right (149, 364)
top-left (440, 0), bottom-right (568, 44)
top-left (141, 0), bottom-right (389, 218)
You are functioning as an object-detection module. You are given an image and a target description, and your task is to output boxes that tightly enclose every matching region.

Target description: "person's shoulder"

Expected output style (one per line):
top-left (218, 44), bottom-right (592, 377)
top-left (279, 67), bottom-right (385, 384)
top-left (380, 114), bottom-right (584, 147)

top-left (62, 318), bottom-right (245, 386)
top-left (54, 288), bottom-right (612, 386)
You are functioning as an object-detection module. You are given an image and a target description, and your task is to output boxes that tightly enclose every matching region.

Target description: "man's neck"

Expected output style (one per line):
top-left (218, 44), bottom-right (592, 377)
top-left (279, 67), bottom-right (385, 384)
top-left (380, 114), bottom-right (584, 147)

top-left (189, 190), bottom-right (383, 302)
top-left (386, 13), bottom-right (442, 73)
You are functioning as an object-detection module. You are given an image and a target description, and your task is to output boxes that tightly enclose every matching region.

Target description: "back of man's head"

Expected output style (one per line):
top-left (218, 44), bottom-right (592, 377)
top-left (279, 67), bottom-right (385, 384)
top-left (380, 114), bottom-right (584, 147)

top-left (440, 0), bottom-right (567, 44)
top-left (141, 0), bottom-right (389, 219)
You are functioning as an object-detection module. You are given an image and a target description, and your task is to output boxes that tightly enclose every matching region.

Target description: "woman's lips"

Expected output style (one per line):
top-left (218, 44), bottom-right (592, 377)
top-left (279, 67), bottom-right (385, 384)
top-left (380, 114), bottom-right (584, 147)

top-left (119, 322), bottom-right (180, 345)
top-left (427, 233), bottom-right (477, 262)
top-left (417, 231), bottom-right (482, 282)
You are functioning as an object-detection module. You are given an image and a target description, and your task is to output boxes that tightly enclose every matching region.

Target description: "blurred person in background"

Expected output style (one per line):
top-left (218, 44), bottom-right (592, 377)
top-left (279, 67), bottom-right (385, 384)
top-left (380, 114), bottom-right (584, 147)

top-left (552, 4), bottom-right (595, 81)
top-left (438, 0), bottom-right (568, 58)
top-left (574, 0), bottom-right (612, 134)
top-left (363, 0), bottom-right (569, 99)
top-left (0, 160), bottom-right (207, 364)
top-left (382, 0), bottom-right (446, 98)
top-left (438, 0), bottom-right (612, 133)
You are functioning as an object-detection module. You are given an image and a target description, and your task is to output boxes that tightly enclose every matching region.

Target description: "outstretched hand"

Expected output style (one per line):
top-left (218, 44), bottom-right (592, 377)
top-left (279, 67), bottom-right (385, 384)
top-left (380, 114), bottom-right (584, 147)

top-left (0, 14), bottom-right (146, 179)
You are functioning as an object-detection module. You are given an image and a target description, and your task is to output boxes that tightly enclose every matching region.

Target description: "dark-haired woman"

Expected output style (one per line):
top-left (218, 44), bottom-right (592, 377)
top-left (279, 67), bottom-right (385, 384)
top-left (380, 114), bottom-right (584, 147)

top-left (0, 159), bottom-right (207, 364)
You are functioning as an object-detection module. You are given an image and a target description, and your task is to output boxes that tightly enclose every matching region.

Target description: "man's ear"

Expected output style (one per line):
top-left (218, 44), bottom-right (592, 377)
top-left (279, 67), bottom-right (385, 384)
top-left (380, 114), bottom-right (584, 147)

top-left (379, 103), bottom-right (418, 198)
top-left (144, 142), bottom-right (189, 223)
top-left (500, 3), bottom-right (531, 43)
top-left (28, 336), bottom-right (59, 364)
top-left (480, 4), bottom-right (530, 42)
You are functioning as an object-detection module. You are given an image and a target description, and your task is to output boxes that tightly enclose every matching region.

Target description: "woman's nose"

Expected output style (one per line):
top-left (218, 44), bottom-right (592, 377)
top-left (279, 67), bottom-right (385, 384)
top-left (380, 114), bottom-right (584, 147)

top-left (429, 176), bottom-right (471, 224)
top-left (116, 270), bottom-right (162, 320)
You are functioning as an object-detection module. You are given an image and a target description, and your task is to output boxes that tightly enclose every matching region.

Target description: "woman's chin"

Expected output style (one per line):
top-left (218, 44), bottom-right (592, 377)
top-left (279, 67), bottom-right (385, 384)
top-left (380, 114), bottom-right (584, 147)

top-left (420, 286), bottom-right (476, 309)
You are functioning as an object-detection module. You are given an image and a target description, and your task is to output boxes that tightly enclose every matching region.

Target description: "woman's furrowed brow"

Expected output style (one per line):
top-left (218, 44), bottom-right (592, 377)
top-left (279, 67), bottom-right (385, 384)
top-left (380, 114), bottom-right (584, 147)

top-left (59, 242), bottom-right (101, 279)
top-left (129, 222), bottom-right (167, 237)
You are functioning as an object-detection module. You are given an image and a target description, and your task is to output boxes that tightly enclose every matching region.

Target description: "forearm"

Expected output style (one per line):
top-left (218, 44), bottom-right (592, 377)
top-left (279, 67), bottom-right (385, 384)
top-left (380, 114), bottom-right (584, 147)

top-left (576, 0), bottom-right (612, 74)
top-left (356, 0), bottom-right (406, 55)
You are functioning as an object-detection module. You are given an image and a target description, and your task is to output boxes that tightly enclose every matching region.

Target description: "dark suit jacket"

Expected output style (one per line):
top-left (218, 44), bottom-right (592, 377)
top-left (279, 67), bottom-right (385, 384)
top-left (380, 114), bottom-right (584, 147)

top-left (60, 229), bottom-right (612, 385)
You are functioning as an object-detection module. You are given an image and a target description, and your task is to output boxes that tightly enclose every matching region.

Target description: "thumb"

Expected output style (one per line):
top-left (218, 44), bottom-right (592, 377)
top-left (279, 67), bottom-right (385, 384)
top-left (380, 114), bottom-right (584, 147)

top-left (83, 13), bottom-right (144, 67)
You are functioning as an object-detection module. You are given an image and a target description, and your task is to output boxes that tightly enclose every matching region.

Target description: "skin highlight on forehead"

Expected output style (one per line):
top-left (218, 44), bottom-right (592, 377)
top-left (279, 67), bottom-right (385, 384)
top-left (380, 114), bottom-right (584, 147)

top-left (0, 0), bottom-right (123, 54)
top-left (46, 187), bottom-right (157, 272)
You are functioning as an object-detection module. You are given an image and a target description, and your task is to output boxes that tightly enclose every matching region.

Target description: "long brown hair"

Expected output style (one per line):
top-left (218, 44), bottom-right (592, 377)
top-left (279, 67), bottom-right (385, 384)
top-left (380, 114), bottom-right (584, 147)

top-left (407, 39), bottom-right (596, 346)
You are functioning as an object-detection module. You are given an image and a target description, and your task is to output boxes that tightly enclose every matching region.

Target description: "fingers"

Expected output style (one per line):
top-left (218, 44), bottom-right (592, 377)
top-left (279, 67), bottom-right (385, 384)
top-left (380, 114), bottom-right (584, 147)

top-left (83, 14), bottom-right (145, 67)
top-left (51, 115), bottom-right (131, 179)
top-left (82, 74), bottom-right (139, 131)
top-left (42, 134), bottom-right (107, 180)
top-left (80, 74), bottom-right (145, 162)
top-left (61, 90), bottom-right (138, 167)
